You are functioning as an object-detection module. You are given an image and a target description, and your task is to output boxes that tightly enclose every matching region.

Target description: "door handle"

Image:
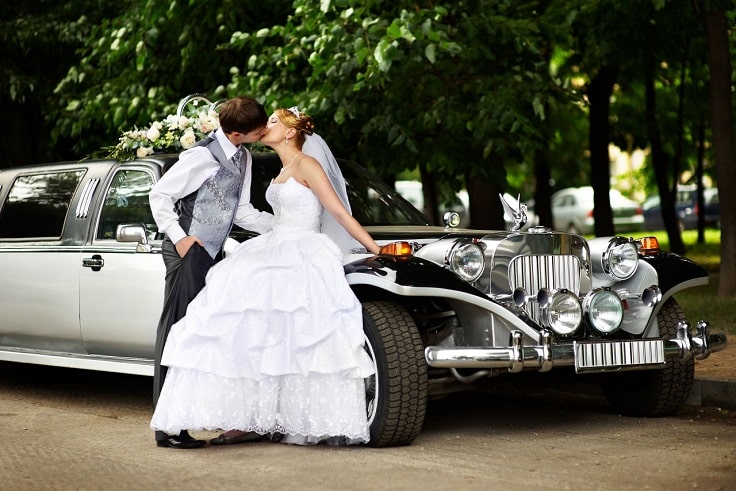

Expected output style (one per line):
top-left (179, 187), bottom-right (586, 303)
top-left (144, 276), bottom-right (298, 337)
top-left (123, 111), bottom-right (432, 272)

top-left (82, 254), bottom-right (104, 272)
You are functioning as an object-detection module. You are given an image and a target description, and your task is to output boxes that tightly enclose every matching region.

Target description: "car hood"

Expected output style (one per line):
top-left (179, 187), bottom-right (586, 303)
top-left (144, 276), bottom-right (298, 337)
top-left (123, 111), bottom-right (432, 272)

top-left (366, 225), bottom-right (523, 242)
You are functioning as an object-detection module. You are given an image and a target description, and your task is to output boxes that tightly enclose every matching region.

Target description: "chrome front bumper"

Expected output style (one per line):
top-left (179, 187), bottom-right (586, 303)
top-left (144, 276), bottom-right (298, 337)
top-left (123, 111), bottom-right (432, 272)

top-left (425, 320), bottom-right (728, 374)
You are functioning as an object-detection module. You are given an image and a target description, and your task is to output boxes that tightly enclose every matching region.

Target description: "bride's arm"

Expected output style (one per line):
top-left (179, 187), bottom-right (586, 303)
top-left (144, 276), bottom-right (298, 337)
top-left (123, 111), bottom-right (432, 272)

top-left (299, 157), bottom-right (380, 254)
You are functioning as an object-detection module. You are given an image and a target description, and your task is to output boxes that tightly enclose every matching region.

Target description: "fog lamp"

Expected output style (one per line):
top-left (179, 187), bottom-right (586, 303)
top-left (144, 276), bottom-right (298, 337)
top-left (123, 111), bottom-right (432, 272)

top-left (543, 289), bottom-right (582, 336)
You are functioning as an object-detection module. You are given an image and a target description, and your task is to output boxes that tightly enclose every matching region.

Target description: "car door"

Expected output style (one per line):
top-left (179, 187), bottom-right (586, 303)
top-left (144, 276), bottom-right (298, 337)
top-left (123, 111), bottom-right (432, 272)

top-left (0, 167), bottom-right (88, 354)
top-left (79, 164), bottom-right (164, 360)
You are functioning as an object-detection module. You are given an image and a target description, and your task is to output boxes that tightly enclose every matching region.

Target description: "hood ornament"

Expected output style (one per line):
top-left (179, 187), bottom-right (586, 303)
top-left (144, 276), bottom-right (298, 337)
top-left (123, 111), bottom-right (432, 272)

top-left (499, 193), bottom-right (528, 232)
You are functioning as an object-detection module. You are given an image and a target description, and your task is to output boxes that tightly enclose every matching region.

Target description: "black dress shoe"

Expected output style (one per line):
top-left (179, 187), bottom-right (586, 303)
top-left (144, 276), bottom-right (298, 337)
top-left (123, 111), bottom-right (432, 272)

top-left (156, 434), bottom-right (206, 449)
top-left (210, 431), bottom-right (261, 445)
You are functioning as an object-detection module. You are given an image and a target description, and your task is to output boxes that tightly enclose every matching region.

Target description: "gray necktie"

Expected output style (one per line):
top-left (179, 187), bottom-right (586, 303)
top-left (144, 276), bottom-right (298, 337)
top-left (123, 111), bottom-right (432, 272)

top-left (232, 148), bottom-right (243, 169)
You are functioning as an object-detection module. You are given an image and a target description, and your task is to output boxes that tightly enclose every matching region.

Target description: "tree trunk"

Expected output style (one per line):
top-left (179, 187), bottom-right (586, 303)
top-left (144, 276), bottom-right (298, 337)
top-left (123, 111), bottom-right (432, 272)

top-left (695, 121), bottom-right (706, 244)
top-left (644, 66), bottom-right (686, 254)
top-left (419, 165), bottom-right (441, 226)
top-left (534, 148), bottom-right (552, 229)
top-left (701, 6), bottom-right (736, 297)
top-left (587, 66), bottom-right (617, 237)
top-left (466, 154), bottom-right (506, 230)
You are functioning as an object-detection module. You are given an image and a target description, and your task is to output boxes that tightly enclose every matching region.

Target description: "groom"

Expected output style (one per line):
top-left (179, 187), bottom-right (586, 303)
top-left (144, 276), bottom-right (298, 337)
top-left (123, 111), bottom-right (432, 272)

top-left (149, 96), bottom-right (274, 449)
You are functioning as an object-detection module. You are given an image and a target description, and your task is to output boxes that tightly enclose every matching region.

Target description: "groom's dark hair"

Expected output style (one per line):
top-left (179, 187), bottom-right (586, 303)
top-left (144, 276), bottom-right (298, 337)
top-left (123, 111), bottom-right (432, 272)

top-left (219, 96), bottom-right (267, 134)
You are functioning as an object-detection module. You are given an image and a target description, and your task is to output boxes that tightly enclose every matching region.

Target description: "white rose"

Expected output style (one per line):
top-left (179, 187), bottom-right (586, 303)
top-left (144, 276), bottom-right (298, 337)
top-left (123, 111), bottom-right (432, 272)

top-left (180, 129), bottom-right (196, 149)
top-left (177, 116), bottom-right (191, 130)
top-left (136, 146), bottom-right (154, 158)
top-left (146, 125), bottom-right (161, 141)
top-left (199, 115), bottom-right (218, 133)
top-left (164, 114), bottom-right (179, 130)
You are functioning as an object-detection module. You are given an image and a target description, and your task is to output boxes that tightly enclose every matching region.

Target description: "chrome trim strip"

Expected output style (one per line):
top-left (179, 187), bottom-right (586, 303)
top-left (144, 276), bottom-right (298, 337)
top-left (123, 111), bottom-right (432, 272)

top-left (574, 339), bottom-right (664, 372)
top-left (0, 347), bottom-right (152, 376)
top-left (75, 178), bottom-right (100, 218)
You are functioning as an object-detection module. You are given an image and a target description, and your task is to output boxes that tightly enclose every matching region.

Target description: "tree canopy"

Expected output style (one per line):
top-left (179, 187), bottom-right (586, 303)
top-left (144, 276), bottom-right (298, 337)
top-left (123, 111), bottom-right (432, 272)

top-left (2, 0), bottom-right (735, 295)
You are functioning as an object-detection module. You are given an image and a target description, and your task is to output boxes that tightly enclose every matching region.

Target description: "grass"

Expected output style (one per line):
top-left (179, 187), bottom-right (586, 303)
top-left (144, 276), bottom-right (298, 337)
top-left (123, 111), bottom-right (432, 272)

top-left (637, 229), bottom-right (735, 336)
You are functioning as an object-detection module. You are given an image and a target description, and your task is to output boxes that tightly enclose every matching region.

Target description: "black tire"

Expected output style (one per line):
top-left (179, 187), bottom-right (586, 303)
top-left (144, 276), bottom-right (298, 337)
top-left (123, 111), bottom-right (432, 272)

top-left (601, 299), bottom-right (695, 417)
top-left (362, 301), bottom-right (427, 447)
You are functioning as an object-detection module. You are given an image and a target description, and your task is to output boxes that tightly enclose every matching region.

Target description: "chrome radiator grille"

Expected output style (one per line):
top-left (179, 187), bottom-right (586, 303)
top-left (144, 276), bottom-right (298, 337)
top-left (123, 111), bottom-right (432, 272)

top-left (508, 254), bottom-right (582, 294)
top-left (508, 255), bottom-right (582, 320)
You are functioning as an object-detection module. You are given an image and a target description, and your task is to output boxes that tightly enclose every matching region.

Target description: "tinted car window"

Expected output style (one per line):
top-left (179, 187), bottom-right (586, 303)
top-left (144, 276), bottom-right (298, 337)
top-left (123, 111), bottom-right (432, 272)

top-left (96, 169), bottom-right (158, 240)
top-left (0, 169), bottom-right (85, 239)
top-left (249, 154), bottom-right (428, 226)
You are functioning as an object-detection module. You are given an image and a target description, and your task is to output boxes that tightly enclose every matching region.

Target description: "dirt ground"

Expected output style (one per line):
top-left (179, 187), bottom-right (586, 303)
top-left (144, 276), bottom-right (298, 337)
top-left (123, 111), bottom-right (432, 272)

top-left (695, 339), bottom-right (735, 380)
top-left (2, 362), bottom-right (735, 491)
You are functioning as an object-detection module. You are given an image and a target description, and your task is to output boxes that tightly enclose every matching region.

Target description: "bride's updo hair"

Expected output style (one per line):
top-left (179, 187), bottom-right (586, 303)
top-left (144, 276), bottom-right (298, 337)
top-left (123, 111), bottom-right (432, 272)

top-left (276, 107), bottom-right (315, 148)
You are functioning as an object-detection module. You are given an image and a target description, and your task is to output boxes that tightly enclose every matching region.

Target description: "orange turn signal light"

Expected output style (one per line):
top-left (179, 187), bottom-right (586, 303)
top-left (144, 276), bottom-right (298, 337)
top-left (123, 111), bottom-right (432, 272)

top-left (378, 241), bottom-right (413, 256)
top-left (638, 236), bottom-right (661, 255)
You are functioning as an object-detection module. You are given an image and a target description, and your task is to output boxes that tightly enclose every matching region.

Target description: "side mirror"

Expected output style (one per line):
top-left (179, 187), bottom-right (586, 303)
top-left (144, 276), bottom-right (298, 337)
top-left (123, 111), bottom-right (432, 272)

top-left (117, 223), bottom-right (151, 252)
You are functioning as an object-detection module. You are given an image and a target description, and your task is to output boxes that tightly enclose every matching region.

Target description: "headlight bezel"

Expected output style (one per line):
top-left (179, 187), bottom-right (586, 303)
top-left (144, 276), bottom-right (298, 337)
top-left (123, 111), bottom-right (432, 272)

top-left (446, 240), bottom-right (485, 283)
top-left (601, 237), bottom-right (640, 280)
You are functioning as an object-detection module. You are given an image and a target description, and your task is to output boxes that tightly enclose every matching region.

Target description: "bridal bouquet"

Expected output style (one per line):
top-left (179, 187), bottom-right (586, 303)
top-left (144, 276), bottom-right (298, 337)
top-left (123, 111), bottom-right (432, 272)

top-left (107, 104), bottom-right (220, 161)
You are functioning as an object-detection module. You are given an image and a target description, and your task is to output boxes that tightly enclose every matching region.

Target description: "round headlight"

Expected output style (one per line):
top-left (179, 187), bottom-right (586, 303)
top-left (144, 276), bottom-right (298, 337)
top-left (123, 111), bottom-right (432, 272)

top-left (603, 238), bottom-right (639, 280)
top-left (447, 242), bottom-right (485, 282)
top-left (544, 289), bottom-right (582, 336)
top-left (584, 289), bottom-right (623, 334)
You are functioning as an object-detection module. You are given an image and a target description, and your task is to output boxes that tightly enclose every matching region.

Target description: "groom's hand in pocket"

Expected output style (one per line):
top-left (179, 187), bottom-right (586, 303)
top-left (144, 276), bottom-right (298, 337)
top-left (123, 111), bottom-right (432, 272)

top-left (175, 235), bottom-right (204, 258)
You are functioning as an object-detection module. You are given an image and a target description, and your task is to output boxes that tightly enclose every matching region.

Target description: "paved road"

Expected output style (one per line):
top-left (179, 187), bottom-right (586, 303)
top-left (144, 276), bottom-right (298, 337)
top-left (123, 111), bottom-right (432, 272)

top-left (1, 362), bottom-right (734, 491)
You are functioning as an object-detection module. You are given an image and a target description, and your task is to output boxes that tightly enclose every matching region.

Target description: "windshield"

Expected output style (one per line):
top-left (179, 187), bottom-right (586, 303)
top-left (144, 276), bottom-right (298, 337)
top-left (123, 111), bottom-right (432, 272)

top-left (250, 153), bottom-right (429, 227)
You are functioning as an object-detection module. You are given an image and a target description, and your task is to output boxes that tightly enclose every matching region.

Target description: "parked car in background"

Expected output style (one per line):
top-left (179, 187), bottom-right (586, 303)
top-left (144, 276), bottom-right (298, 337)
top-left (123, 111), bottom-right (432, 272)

top-left (642, 186), bottom-right (720, 231)
top-left (681, 187), bottom-right (720, 229)
top-left (551, 186), bottom-right (644, 235)
top-left (642, 195), bottom-right (669, 231)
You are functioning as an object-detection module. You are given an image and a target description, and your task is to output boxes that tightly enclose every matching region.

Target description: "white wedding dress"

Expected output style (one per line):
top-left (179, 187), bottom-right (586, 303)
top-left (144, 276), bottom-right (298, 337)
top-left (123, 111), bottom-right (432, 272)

top-left (150, 177), bottom-right (375, 445)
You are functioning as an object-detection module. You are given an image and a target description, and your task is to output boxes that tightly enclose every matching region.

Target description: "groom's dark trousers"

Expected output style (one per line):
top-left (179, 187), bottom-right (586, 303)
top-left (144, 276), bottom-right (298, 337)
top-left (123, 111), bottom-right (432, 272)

top-left (153, 237), bottom-right (218, 441)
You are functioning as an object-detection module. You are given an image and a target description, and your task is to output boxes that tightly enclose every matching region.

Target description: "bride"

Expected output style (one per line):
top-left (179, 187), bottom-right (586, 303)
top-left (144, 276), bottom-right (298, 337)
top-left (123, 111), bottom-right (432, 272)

top-left (150, 107), bottom-right (380, 446)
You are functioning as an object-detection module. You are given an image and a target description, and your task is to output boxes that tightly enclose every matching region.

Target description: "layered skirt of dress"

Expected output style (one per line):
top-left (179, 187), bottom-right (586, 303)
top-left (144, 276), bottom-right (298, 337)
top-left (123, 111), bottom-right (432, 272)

top-left (150, 223), bottom-right (375, 445)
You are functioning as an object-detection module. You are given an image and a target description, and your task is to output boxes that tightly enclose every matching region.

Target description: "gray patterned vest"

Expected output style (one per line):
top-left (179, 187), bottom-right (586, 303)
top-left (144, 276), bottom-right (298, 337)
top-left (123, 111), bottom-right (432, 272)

top-left (175, 135), bottom-right (245, 258)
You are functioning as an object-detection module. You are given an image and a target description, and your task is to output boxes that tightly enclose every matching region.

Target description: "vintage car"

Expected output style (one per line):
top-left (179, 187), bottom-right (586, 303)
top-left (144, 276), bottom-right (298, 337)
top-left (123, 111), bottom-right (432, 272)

top-left (0, 152), bottom-right (727, 447)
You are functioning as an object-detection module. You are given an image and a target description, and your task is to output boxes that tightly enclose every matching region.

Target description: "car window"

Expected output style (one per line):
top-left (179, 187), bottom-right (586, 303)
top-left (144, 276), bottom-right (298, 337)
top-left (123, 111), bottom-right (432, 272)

top-left (557, 195), bottom-right (571, 207)
top-left (96, 169), bottom-right (158, 240)
top-left (343, 163), bottom-right (429, 225)
top-left (0, 169), bottom-right (85, 239)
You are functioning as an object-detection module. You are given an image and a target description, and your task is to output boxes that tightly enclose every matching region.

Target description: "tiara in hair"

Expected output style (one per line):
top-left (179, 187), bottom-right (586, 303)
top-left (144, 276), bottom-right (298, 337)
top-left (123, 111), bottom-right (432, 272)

top-left (287, 106), bottom-right (302, 119)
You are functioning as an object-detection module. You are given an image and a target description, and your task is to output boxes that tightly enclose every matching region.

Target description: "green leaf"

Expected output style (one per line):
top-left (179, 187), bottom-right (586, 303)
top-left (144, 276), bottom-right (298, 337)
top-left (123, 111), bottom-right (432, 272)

top-left (113, 106), bottom-right (125, 128)
top-left (374, 39), bottom-right (392, 72)
top-left (425, 44), bottom-right (436, 64)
